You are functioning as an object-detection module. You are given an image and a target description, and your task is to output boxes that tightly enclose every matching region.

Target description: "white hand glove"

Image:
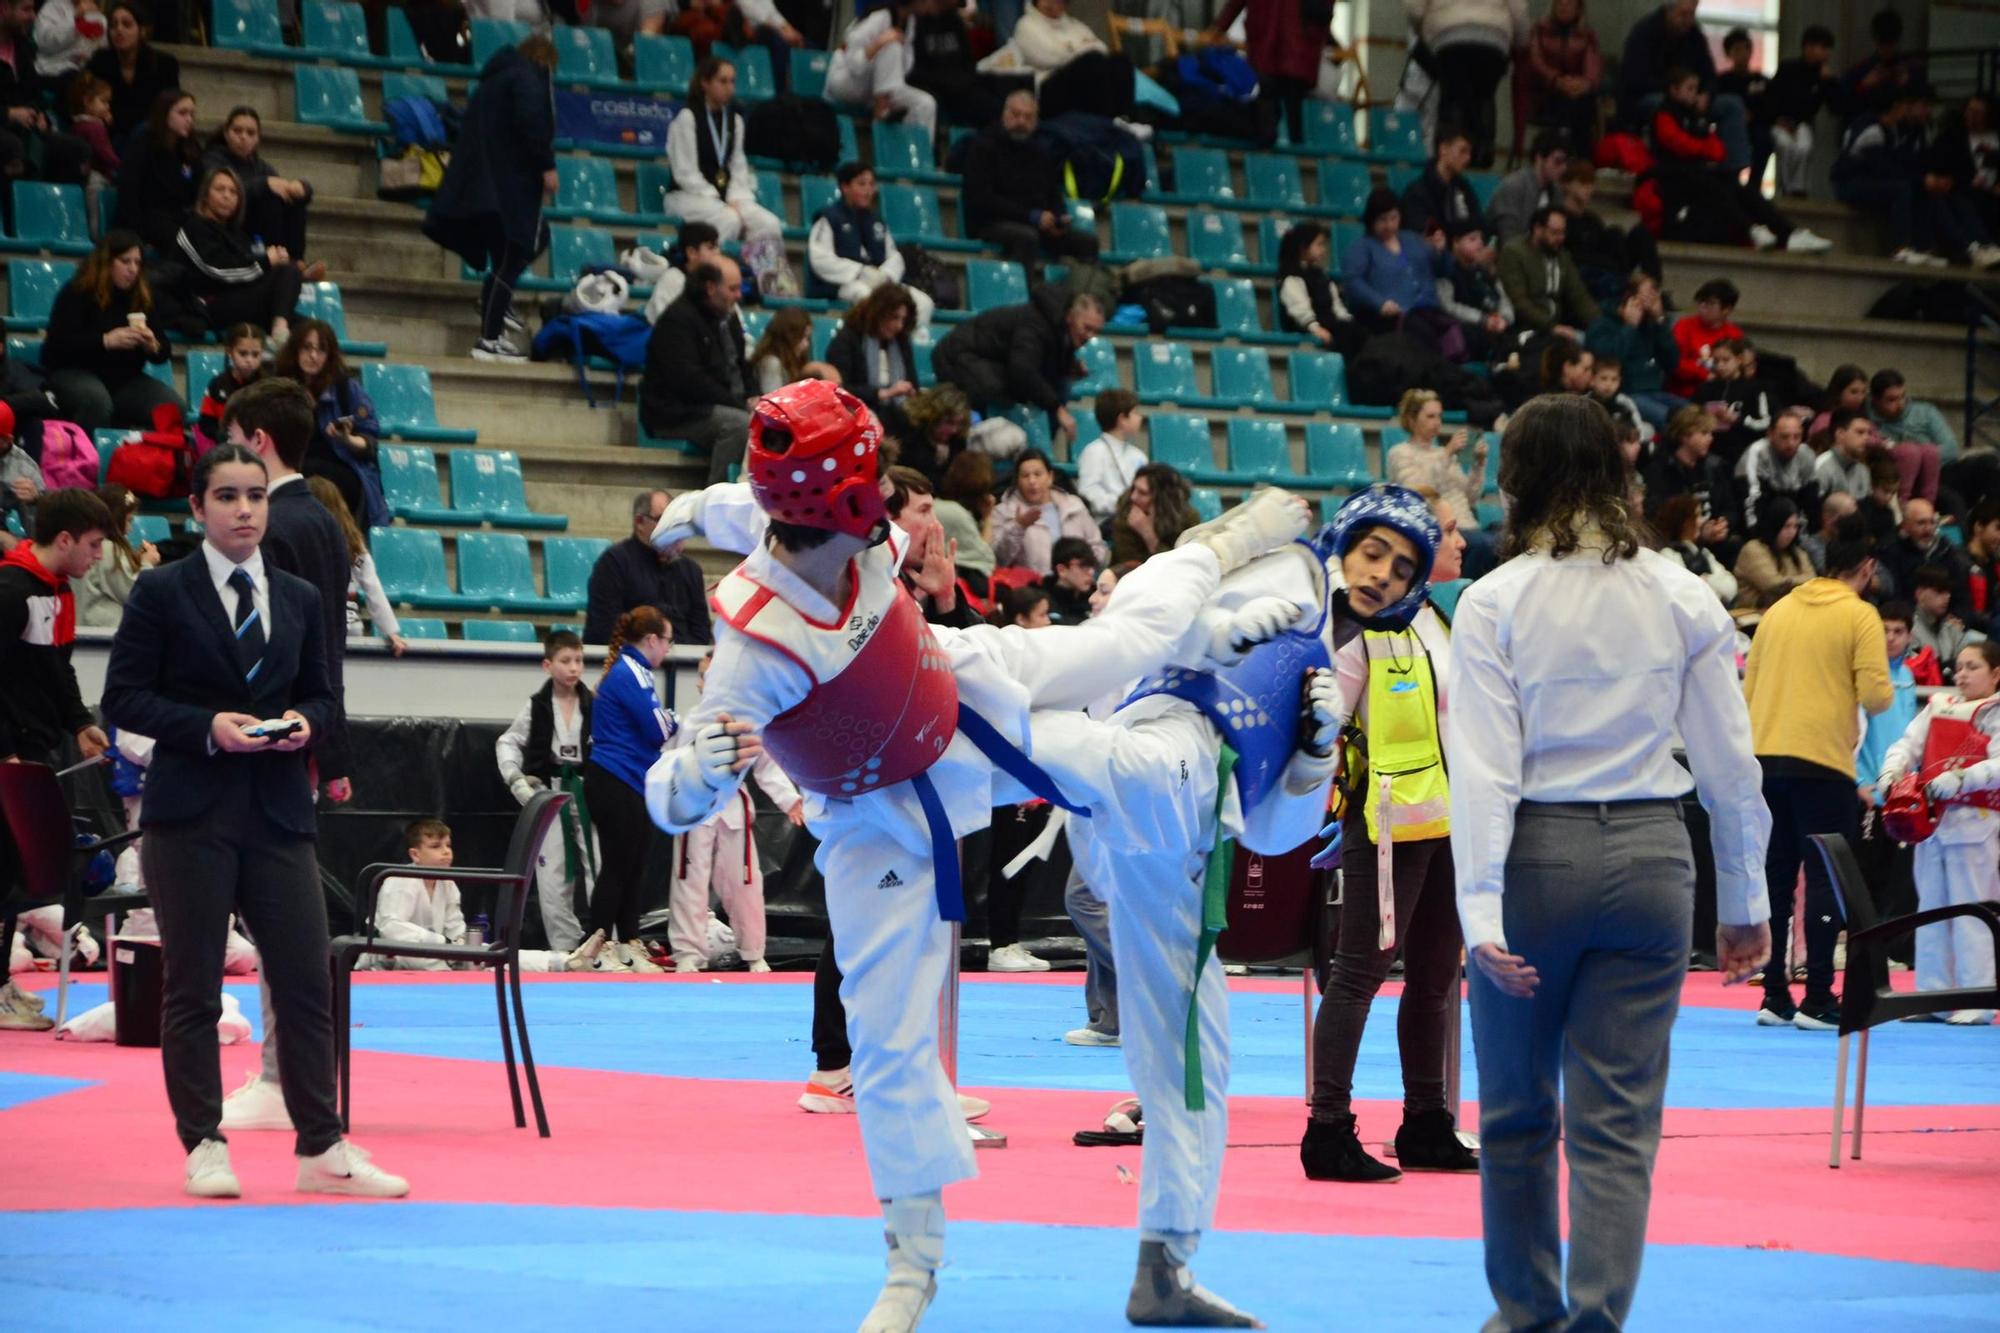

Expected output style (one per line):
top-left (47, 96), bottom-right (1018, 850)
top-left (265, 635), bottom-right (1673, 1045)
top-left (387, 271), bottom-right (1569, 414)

top-left (1204, 596), bottom-right (1304, 667)
top-left (1300, 667), bottom-right (1341, 757)
top-left (651, 490), bottom-right (705, 551)
top-left (508, 775), bottom-right (545, 806)
top-left (1926, 770), bottom-right (1965, 802)
top-left (693, 721), bottom-right (743, 791)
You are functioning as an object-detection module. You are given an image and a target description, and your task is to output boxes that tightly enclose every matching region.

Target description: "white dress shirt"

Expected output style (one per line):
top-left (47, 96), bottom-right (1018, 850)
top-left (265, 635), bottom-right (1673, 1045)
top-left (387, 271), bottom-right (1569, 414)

top-left (1445, 542), bottom-right (1771, 951)
top-left (202, 539), bottom-right (270, 640)
top-left (1076, 433), bottom-right (1147, 521)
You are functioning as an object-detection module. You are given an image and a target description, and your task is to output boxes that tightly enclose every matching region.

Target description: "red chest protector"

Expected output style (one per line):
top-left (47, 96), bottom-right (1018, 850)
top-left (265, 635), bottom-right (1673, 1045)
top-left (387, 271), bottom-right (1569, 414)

top-left (1883, 696), bottom-right (2000, 842)
top-left (711, 555), bottom-right (959, 799)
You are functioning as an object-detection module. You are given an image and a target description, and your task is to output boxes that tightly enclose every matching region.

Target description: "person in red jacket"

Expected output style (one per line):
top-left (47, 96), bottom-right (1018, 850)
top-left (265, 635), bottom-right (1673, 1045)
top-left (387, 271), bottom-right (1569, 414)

top-left (1651, 67), bottom-right (1832, 255)
top-left (1668, 277), bottom-right (1743, 398)
top-left (1205, 0), bottom-right (1331, 147)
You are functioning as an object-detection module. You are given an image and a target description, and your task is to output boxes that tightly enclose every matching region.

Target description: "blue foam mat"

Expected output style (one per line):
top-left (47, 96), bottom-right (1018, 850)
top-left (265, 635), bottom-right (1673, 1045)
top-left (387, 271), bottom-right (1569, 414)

top-left (0, 1071), bottom-right (94, 1112)
top-left (6, 1206), bottom-right (1998, 1332)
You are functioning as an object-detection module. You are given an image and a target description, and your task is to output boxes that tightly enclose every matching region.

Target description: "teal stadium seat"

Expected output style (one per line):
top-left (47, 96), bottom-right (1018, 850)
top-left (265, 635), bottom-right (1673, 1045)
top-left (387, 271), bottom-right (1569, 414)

top-left (370, 526), bottom-right (482, 608)
top-left (213, 0), bottom-right (288, 54)
top-left (1070, 337), bottom-right (1118, 398)
top-left (469, 17), bottom-right (531, 69)
top-left (1468, 172), bottom-right (1502, 212)
top-left (1187, 210), bottom-right (1250, 271)
top-left (1134, 341), bottom-right (1199, 404)
top-left (1207, 277), bottom-right (1291, 344)
top-left (633, 33), bottom-right (695, 94)
top-left (713, 44), bottom-right (775, 102)
top-left (450, 450), bottom-right (567, 530)
top-left (1287, 350), bottom-right (1346, 410)
top-left (1147, 413), bottom-right (1217, 481)
top-left (1226, 419), bottom-right (1303, 483)
top-left (1368, 108), bottom-right (1428, 163)
top-left (463, 619), bottom-right (541, 643)
top-left (789, 48), bottom-right (830, 99)
top-left (543, 225), bottom-right (617, 288)
top-left (144, 358), bottom-right (174, 392)
top-left (541, 536), bottom-right (610, 611)
top-left (296, 282), bottom-right (386, 357)
top-left (633, 162), bottom-right (676, 220)
top-left (881, 184), bottom-right (977, 252)
top-left (1254, 216), bottom-right (1299, 276)
top-left (1385, 163), bottom-right (1421, 197)
top-left (1317, 161), bottom-right (1371, 218)
top-left (1305, 422), bottom-right (1374, 487)
top-left (1208, 348), bottom-right (1286, 411)
top-left (965, 259), bottom-right (1027, 312)
top-left (390, 617), bottom-right (449, 639)
top-left (1244, 154), bottom-right (1311, 213)
top-left (7, 336), bottom-right (38, 365)
top-left (809, 315), bottom-right (839, 362)
top-left (740, 307), bottom-right (772, 342)
top-left (300, 2), bottom-right (386, 66)
top-left (294, 67), bottom-right (386, 135)
top-left (799, 175), bottom-right (838, 228)
top-left (5, 183), bottom-right (92, 255)
top-left (377, 443), bottom-right (458, 524)
top-left (454, 531), bottom-right (552, 612)
top-left (999, 403), bottom-right (1052, 453)
top-left (128, 514), bottom-right (170, 547)
top-left (382, 73), bottom-right (450, 108)
top-left (871, 120), bottom-right (949, 184)
top-left (184, 349), bottom-right (223, 404)
top-left (384, 8), bottom-right (456, 74)
top-left (363, 364), bottom-right (477, 443)
top-left (9, 259), bottom-right (74, 331)
top-left (1189, 487), bottom-right (1224, 522)
top-left (1165, 147), bottom-right (1233, 206)
top-left (1296, 101), bottom-right (1359, 157)
top-left (552, 159), bottom-right (646, 226)
top-left (554, 24), bottom-right (623, 88)
top-left (1108, 202), bottom-right (1172, 263)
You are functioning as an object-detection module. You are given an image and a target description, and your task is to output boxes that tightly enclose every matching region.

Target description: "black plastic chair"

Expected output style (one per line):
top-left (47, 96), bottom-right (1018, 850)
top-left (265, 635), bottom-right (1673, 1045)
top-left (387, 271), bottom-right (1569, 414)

top-left (1808, 833), bottom-right (2000, 1169)
top-left (329, 789), bottom-right (569, 1138)
top-left (0, 761), bottom-right (145, 1029)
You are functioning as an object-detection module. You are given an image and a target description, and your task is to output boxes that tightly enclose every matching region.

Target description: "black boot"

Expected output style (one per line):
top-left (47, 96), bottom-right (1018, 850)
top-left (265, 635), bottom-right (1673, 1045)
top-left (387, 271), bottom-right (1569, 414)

top-left (1300, 1115), bottom-right (1400, 1183)
top-left (1394, 1108), bottom-right (1480, 1173)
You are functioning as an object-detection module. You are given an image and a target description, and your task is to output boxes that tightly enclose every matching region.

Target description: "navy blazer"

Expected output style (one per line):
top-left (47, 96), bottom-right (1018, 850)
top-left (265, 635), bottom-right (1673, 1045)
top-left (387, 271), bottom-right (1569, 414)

top-left (100, 550), bottom-right (336, 837)
top-left (263, 479), bottom-right (353, 782)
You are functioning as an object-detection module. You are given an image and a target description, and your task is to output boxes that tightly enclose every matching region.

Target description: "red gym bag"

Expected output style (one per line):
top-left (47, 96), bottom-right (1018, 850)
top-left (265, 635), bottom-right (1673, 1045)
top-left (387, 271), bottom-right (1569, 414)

top-left (104, 402), bottom-right (192, 500)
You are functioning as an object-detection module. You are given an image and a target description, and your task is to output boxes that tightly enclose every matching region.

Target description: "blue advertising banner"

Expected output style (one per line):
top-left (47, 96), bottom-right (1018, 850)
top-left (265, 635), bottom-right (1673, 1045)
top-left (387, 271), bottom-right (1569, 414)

top-left (555, 89), bottom-right (678, 151)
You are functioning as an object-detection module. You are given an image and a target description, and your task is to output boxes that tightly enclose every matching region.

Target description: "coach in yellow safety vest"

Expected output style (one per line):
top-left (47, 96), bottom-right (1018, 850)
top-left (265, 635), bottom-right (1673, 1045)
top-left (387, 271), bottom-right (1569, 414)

top-left (1301, 486), bottom-right (1477, 1185)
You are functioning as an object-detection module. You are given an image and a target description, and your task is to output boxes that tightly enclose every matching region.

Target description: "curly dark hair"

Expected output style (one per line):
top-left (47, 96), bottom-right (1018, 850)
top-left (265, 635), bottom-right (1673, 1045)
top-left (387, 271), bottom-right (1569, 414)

top-left (843, 282), bottom-right (917, 339)
top-left (1498, 394), bottom-right (1646, 564)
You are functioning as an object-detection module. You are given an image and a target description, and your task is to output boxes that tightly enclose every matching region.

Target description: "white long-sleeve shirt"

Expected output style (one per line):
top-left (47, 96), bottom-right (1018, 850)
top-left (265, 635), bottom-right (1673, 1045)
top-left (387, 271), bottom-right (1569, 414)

top-left (807, 215), bottom-right (906, 292)
top-left (495, 690), bottom-right (587, 787)
top-left (666, 106), bottom-right (758, 208)
top-left (1446, 542), bottom-right (1771, 950)
top-left (345, 551), bottom-right (399, 639)
top-left (1010, 6), bottom-right (1105, 75)
top-left (831, 8), bottom-right (915, 83)
top-left (1331, 601), bottom-right (1451, 737)
top-left (1075, 432), bottom-right (1146, 522)
top-left (1879, 696), bottom-right (2000, 845)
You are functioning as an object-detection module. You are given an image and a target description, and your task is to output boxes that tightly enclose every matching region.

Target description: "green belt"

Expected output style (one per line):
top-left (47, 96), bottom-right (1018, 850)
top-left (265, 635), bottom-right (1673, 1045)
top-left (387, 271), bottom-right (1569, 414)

top-left (556, 764), bottom-right (597, 885)
top-left (1184, 742), bottom-right (1238, 1112)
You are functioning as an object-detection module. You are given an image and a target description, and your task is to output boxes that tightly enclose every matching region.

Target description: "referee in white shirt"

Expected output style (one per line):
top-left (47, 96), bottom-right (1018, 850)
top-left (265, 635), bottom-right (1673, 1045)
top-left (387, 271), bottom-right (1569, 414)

top-left (1445, 396), bottom-right (1773, 1332)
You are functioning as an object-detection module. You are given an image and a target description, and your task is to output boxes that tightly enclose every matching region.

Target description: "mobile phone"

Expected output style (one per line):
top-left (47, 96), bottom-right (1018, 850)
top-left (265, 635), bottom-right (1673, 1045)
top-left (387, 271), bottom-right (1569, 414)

top-left (248, 719), bottom-right (303, 740)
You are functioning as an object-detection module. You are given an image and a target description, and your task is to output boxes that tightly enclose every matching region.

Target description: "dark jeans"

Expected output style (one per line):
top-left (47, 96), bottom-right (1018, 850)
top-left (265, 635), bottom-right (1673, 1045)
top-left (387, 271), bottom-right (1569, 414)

top-left (581, 762), bottom-right (650, 942)
top-left (1037, 51), bottom-right (1135, 121)
top-left (1433, 42), bottom-right (1510, 167)
top-left (245, 188), bottom-right (311, 260)
top-left (975, 218), bottom-right (1100, 276)
top-left (1310, 823), bottom-right (1459, 1121)
top-left (812, 937), bottom-right (851, 1070)
top-left (1837, 177), bottom-right (1989, 258)
top-left (479, 237), bottom-right (535, 342)
top-left (143, 788), bottom-right (343, 1157)
top-left (1262, 73), bottom-right (1313, 145)
top-left (44, 368), bottom-right (183, 432)
top-left (1536, 91), bottom-right (1598, 155)
top-left (201, 265), bottom-right (304, 337)
top-left (1758, 764), bottom-right (1856, 1003)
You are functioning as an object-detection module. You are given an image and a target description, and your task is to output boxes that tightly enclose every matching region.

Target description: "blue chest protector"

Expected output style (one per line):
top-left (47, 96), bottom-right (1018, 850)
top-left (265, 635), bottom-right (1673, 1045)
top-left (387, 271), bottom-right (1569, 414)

top-left (1124, 555), bottom-right (1332, 811)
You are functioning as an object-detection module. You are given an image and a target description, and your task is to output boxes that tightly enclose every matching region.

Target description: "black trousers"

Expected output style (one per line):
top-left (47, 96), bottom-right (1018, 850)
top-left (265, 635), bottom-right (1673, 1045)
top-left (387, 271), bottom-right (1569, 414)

top-left (1759, 765), bottom-right (1855, 1002)
top-left (1262, 74), bottom-right (1314, 145)
top-left (582, 762), bottom-right (651, 942)
top-left (245, 188), bottom-right (311, 261)
top-left (480, 238), bottom-right (536, 342)
top-left (202, 266), bottom-right (303, 338)
top-left (1036, 51), bottom-right (1136, 121)
top-left (1433, 43), bottom-right (1510, 167)
top-left (812, 937), bottom-right (851, 1070)
top-left (143, 785), bottom-right (342, 1157)
top-left (985, 802), bottom-right (1052, 950)
top-left (974, 219), bottom-right (1100, 275)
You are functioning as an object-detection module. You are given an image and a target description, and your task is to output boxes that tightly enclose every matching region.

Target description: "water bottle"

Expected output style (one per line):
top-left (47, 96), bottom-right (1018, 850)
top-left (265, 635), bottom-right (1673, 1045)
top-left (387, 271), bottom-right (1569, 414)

top-left (467, 913), bottom-right (490, 948)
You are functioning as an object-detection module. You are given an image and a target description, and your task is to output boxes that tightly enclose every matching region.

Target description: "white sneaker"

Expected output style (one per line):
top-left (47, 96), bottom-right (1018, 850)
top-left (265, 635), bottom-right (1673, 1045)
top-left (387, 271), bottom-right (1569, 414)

top-left (958, 1091), bottom-right (990, 1122)
top-left (184, 1139), bottom-right (241, 1199)
top-left (987, 944), bottom-right (1050, 973)
top-left (746, 959), bottom-right (772, 974)
top-left (1749, 224), bottom-right (1779, 250)
top-left (0, 979), bottom-right (51, 1030)
top-left (673, 957), bottom-right (703, 974)
top-left (799, 1067), bottom-right (856, 1113)
top-left (470, 336), bottom-right (527, 363)
top-left (1946, 1009), bottom-right (1995, 1025)
top-left (1972, 244), bottom-right (2000, 271)
top-left (1785, 228), bottom-right (1833, 254)
top-left (1893, 247), bottom-right (1950, 267)
top-left (1065, 1027), bottom-right (1120, 1047)
top-left (1112, 116), bottom-right (1155, 142)
top-left (220, 1072), bottom-right (294, 1132)
top-left (1175, 486), bottom-right (1311, 576)
top-left (296, 1139), bottom-right (410, 1197)
top-left (564, 929), bottom-right (608, 972)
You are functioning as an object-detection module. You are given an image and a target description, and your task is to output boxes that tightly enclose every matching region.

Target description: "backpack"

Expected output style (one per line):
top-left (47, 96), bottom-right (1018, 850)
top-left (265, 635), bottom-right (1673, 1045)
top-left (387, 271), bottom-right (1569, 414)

top-left (744, 94), bottom-right (841, 170)
top-left (739, 234), bottom-right (799, 298)
top-left (532, 311), bottom-right (653, 407)
top-left (901, 244), bottom-right (961, 310)
top-left (37, 420), bottom-right (98, 490)
top-left (104, 402), bottom-right (192, 499)
top-left (1036, 113), bottom-right (1145, 206)
top-left (1125, 274), bottom-right (1215, 334)
top-left (383, 95), bottom-right (451, 153)
top-left (1172, 49), bottom-right (1259, 108)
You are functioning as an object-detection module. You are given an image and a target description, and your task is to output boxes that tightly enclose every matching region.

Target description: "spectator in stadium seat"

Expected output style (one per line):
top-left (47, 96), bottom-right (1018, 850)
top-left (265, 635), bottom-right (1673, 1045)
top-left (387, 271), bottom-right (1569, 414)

top-left (1075, 388), bottom-right (1147, 524)
top-left (1799, 489), bottom-right (1857, 571)
top-left (422, 32), bottom-right (557, 364)
top-left (1731, 495), bottom-right (1813, 610)
top-left (0, 0), bottom-right (90, 186)
top-left (907, 0), bottom-right (1019, 128)
top-left (1643, 405), bottom-right (1741, 562)
top-left (1203, 0), bottom-right (1330, 147)
top-left (275, 320), bottom-right (386, 532)
top-left (990, 446), bottom-right (1104, 576)
top-left (1715, 28), bottom-right (1774, 188)
top-left (1765, 24), bottom-right (1839, 197)
top-left (42, 228), bottom-right (182, 431)
top-left (826, 0), bottom-right (937, 137)
top-left (1965, 501), bottom-right (2000, 620)
top-left (959, 90), bottom-right (1101, 273)
top-left (1276, 221), bottom-right (1364, 360)
top-left (0, 403), bottom-right (40, 553)
top-left (1556, 160), bottom-right (1663, 304)
top-left (113, 86), bottom-right (198, 252)
top-left (641, 257), bottom-right (754, 484)
top-left (587, 489), bottom-right (711, 650)
top-left (86, 1), bottom-right (177, 150)
top-left (74, 480), bottom-right (155, 628)
top-left (1399, 125), bottom-right (1487, 240)
top-left (1842, 9), bottom-right (1923, 121)
top-left (34, 0), bottom-right (108, 84)
top-left (1006, 0), bottom-right (1136, 122)
top-left (1540, 339), bottom-right (1592, 394)
top-left (1909, 564), bottom-right (1986, 678)
top-left (1619, 0), bottom-right (1750, 170)
top-left (665, 57), bottom-right (784, 248)
top-left (934, 448), bottom-right (997, 592)
top-left (1935, 92), bottom-right (2000, 241)
top-left (1869, 367), bottom-right (1957, 502)
top-left (306, 475), bottom-right (403, 653)
top-left (1522, 0), bottom-right (1601, 156)
top-left (1808, 364), bottom-right (1879, 448)
top-left (1652, 67), bottom-right (1833, 254)
top-left (1667, 277), bottom-right (1741, 398)
top-left (586, 0), bottom-right (668, 44)
top-left (1387, 387), bottom-right (1483, 525)
top-left (1496, 206), bottom-right (1597, 340)
top-left (1879, 496), bottom-right (1971, 607)
top-left (1736, 408), bottom-right (1817, 532)
top-left (1486, 129), bottom-right (1569, 242)
top-left (1836, 83), bottom-right (2000, 270)
top-left (824, 282), bottom-right (922, 441)
top-left (1436, 221), bottom-right (1514, 356)
top-left (897, 381), bottom-right (973, 485)
top-left (1653, 492), bottom-right (1737, 605)
top-left (406, 0), bottom-right (470, 66)
top-left (747, 307), bottom-right (839, 396)
top-left (177, 167), bottom-right (302, 348)
top-left (1585, 274), bottom-right (1681, 428)
top-left (640, 222), bottom-right (721, 326)
top-left (807, 163), bottom-right (934, 329)
top-left (1042, 534), bottom-right (1097, 624)
top-left (203, 107), bottom-right (319, 280)
top-left (929, 286), bottom-right (1102, 443)
top-left (1692, 337), bottom-right (1771, 468)
top-left (1342, 189), bottom-right (1445, 335)
top-left (1409, 0), bottom-right (1527, 169)
top-left (1110, 461), bottom-right (1193, 564)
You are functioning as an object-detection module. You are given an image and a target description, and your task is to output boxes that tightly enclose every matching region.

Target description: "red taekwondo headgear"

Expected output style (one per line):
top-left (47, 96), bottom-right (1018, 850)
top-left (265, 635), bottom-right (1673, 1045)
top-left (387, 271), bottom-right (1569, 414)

top-left (746, 380), bottom-right (889, 542)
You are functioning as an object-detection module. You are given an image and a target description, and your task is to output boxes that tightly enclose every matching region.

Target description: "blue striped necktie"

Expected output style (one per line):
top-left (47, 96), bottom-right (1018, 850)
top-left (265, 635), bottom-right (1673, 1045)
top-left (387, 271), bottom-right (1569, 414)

top-left (228, 567), bottom-right (265, 683)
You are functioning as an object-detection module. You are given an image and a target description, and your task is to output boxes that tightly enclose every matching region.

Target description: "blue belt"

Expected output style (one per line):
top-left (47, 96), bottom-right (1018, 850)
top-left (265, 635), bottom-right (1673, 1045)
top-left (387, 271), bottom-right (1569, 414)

top-left (907, 705), bottom-right (1092, 924)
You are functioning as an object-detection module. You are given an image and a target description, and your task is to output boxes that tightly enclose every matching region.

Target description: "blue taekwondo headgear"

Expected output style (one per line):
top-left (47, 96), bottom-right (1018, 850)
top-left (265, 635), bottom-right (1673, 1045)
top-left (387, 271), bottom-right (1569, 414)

top-left (1311, 484), bottom-right (1441, 629)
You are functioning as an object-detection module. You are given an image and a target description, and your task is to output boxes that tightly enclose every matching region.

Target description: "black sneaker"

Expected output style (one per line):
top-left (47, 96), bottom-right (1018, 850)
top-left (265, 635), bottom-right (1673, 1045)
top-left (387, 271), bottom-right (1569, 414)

top-left (1793, 996), bottom-right (1841, 1031)
top-left (1756, 988), bottom-right (1798, 1026)
top-left (1394, 1108), bottom-right (1479, 1173)
top-left (1300, 1116), bottom-right (1400, 1183)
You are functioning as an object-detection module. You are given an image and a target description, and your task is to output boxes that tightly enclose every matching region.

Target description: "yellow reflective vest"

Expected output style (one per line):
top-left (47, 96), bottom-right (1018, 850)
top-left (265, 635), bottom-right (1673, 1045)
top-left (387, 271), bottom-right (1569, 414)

top-left (1356, 612), bottom-right (1450, 845)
